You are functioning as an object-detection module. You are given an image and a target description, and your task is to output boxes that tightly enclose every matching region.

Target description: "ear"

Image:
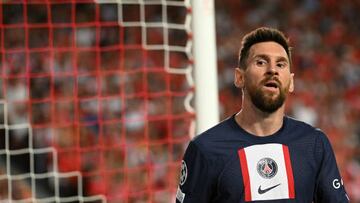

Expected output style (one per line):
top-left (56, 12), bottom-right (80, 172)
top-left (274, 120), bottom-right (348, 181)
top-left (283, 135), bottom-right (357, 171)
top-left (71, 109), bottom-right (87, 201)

top-left (289, 73), bottom-right (294, 93)
top-left (234, 67), bottom-right (244, 88)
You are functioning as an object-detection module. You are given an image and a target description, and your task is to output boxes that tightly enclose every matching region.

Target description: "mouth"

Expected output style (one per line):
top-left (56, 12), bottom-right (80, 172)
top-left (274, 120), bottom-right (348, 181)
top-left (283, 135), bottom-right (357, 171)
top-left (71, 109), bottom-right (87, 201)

top-left (264, 81), bottom-right (279, 89)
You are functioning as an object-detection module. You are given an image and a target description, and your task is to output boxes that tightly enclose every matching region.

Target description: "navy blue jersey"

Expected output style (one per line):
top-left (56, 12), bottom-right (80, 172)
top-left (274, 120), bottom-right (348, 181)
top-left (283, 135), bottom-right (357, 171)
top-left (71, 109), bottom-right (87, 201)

top-left (176, 115), bottom-right (349, 203)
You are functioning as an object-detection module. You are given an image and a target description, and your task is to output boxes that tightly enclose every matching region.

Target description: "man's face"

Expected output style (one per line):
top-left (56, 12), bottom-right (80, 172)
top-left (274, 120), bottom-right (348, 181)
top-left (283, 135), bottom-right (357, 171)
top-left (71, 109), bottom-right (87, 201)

top-left (241, 41), bottom-right (294, 113)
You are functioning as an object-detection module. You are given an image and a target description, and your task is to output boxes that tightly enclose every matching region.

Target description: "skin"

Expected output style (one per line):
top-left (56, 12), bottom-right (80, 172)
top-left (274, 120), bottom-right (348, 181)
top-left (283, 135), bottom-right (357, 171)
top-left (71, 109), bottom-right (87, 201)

top-left (234, 41), bottom-right (294, 136)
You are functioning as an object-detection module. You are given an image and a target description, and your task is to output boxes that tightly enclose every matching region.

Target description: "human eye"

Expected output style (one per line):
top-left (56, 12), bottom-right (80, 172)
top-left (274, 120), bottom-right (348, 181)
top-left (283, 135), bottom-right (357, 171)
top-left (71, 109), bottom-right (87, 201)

top-left (255, 59), bottom-right (267, 66)
top-left (277, 61), bottom-right (288, 69)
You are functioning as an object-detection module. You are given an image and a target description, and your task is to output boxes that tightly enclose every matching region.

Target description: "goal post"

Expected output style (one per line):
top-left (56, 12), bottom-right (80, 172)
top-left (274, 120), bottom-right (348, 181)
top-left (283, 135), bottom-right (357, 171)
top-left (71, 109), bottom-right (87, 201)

top-left (192, 0), bottom-right (220, 134)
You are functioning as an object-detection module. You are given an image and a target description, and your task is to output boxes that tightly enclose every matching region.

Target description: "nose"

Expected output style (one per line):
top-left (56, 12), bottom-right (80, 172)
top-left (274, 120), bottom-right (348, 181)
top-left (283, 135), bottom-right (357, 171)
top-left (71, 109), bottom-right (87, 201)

top-left (266, 62), bottom-right (279, 76)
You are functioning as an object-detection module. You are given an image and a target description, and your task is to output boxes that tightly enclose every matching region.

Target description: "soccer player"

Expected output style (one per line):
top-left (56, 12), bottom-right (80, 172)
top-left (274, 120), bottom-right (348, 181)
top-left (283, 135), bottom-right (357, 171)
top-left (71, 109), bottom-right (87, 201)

top-left (175, 27), bottom-right (349, 203)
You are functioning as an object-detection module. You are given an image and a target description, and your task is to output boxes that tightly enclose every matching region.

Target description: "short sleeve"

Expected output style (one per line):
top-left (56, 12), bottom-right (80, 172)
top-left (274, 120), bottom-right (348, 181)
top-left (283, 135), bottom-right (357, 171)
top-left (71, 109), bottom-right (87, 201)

top-left (313, 131), bottom-right (350, 203)
top-left (176, 141), bottom-right (213, 203)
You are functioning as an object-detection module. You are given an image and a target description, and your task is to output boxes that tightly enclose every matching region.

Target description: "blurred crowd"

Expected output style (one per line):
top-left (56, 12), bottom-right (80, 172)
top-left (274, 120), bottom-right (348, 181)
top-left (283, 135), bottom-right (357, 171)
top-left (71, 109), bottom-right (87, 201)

top-left (215, 0), bottom-right (360, 201)
top-left (0, 0), bottom-right (359, 202)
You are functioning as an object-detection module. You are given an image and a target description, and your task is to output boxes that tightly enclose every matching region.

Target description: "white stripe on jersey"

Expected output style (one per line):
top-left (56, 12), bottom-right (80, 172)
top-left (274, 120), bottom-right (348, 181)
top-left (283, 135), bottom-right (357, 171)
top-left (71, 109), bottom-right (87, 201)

top-left (239, 143), bottom-right (295, 201)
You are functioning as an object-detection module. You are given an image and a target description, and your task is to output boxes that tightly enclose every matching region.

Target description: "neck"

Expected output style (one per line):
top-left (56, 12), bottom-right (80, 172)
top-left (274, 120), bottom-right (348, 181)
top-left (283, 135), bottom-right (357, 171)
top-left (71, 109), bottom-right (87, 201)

top-left (235, 98), bottom-right (285, 137)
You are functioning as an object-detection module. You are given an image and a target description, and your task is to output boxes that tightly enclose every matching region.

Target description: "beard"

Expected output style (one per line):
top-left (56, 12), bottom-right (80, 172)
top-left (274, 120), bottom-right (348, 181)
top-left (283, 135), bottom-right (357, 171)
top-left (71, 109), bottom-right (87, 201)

top-left (245, 76), bottom-right (289, 113)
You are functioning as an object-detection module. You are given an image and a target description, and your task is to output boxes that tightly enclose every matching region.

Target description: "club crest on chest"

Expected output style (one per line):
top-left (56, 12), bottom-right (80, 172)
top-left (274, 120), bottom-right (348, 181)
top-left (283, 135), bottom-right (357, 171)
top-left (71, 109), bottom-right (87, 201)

top-left (257, 157), bottom-right (278, 179)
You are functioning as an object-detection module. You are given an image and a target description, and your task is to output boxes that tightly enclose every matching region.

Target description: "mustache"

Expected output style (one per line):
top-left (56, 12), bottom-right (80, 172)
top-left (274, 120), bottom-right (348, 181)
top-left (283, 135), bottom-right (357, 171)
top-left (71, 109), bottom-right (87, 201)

top-left (261, 76), bottom-right (282, 87)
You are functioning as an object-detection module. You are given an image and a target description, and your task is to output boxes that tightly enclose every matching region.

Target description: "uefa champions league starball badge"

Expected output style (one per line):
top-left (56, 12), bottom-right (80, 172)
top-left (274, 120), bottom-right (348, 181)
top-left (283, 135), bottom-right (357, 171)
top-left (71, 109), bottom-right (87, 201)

top-left (179, 160), bottom-right (188, 185)
top-left (257, 157), bottom-right (278, 179)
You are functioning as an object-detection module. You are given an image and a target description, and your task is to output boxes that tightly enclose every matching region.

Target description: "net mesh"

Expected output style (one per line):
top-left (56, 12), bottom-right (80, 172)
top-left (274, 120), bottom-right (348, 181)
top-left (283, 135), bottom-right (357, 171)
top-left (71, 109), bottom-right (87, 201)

top-left (0, 1), bottom-right (194, 202)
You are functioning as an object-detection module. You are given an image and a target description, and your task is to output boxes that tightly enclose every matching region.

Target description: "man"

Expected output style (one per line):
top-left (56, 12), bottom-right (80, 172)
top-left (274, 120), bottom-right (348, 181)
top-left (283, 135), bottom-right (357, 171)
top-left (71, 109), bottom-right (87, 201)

top-left (176, 27), bottom-right (349, 203)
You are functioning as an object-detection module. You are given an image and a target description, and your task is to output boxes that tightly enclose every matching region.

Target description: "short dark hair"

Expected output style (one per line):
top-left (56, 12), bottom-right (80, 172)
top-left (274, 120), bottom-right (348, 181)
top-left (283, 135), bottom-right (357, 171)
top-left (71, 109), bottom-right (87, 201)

top-left (238, 27), bottom-right (291, 69)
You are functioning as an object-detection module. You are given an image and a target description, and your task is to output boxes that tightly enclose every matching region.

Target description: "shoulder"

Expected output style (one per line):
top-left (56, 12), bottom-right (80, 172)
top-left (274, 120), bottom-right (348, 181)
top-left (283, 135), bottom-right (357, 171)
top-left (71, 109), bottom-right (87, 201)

top-left (183, 115), bottom-right (242, 166)
top-left (285, 116), bottom-right (318, 132)
top-left (181, 119), bottom-right (236, 182)
top-left (285, 116), bottom-right (328, 138)
top-left (289, 115), bottom-right (328, 132)
top-left (282, 116), bottom-right (334, 152)
top-left (285, 116), bottom-right (333, 154)
top-left (191, 116), bottom-right (237, 152)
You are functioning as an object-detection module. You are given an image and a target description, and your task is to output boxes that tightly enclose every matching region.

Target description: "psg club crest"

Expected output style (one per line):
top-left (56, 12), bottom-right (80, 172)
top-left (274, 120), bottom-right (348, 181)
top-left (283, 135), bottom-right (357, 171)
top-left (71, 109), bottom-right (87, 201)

top-left (257, 157), bottom-right (278, 179)
top-left (179, 160), bottom-right (188, 185)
